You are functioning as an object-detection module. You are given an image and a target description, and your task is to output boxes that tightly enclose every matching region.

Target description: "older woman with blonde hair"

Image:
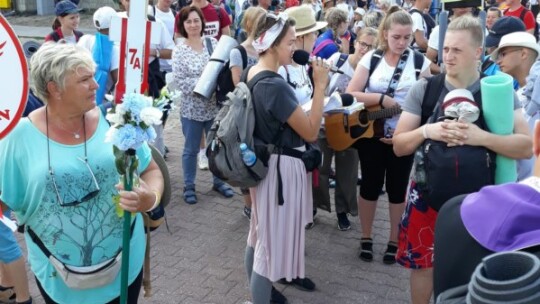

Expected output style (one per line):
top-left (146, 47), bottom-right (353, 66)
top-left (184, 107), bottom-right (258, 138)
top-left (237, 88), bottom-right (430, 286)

top-left (0, 42), bottom-right (164, 303)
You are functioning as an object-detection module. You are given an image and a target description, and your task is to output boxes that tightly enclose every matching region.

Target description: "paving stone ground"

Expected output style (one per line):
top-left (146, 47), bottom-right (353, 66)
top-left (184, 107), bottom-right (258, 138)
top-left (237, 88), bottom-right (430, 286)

top-left (16, 113), bottom-right (411, 304)
top-left (6, 15), bottom-right (412, 304)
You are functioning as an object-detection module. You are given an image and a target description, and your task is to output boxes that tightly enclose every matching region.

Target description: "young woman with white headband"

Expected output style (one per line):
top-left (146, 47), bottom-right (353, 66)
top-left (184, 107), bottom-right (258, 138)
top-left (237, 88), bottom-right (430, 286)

top-left (243, 12), bottom-right (330, 304)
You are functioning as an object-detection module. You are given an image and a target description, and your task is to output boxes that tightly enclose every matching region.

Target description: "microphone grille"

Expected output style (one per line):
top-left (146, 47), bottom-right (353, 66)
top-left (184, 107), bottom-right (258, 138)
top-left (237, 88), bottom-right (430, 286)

top-left (292, 50), bottom-right (310, 65)
top-left (340, 93), bottom-right (355, 106)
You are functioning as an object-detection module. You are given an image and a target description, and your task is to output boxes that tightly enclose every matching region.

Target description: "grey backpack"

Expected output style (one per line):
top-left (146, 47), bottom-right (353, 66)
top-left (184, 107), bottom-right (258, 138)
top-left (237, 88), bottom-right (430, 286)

top-left (206, 70), bottom-right (281, 188)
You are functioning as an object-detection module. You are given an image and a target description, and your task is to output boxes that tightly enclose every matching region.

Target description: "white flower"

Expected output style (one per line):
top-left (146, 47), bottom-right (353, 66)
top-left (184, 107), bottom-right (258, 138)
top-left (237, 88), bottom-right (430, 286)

top-left (106, 112), bottom-right (125, 125)
top-left (104, 127), bottom-right (118, 143)
top-left (140, 107), bottom-right (163, 126)
top-left (116, 103), bottom-right (127, 115)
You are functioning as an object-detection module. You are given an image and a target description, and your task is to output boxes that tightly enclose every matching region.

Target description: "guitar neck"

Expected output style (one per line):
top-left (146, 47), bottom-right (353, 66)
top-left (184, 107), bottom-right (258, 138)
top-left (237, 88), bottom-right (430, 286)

top-left (367, 107), bottom-right (402, 120)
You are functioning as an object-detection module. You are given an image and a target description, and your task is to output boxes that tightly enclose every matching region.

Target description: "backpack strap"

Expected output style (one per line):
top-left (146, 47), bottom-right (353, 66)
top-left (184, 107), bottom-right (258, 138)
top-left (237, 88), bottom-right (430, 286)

top-left (152, 4), bottom-right (156, 16)
top-left (481, 57), bottom-right (495, 73)
top-left (282, 65), bottom-right (296, 89)
top-left (520, 7), bottom-right (528, 20)
top-left (204, 37), bottom-right (214, 55)
top-left (413, 50), bottom-right (424, 80)
top-left (237, 45), bottom-right (248, 69)
top-left (312, 39), bottom-right (335, 57)
top-left (336, 53), bottom-right (348, 69)
top-left (214, 5), bottom-right (222, 23)
top-left (365, 49), bottom-right (383, 89)
top-left (421, 73), bottom-right (446, 125)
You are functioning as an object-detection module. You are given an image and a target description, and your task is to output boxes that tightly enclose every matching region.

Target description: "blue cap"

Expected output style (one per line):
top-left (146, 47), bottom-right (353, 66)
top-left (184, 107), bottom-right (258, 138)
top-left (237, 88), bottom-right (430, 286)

top-left (55, 0), bottom-right (81, 16)
top-left (485, 17), bottom-right (526, 48)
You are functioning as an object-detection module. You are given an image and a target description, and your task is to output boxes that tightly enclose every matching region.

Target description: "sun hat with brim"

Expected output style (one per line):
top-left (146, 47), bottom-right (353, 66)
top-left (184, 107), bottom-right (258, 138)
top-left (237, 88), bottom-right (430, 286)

top-left (485, 16), bottom-right (526, 49)
top-left (55, 0), bottom-right (82, 16)
top-left (490, 32), bottom-right (540, 62)
top-left (461, 179), bottom-right (540, 252)
top-left (285, 5), bottom-right (327, 37)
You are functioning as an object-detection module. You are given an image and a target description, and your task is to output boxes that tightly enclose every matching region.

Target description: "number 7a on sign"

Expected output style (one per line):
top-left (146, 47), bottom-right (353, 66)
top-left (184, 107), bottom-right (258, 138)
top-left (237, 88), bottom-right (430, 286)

top-left (109, 0), bottom-right (161, 103)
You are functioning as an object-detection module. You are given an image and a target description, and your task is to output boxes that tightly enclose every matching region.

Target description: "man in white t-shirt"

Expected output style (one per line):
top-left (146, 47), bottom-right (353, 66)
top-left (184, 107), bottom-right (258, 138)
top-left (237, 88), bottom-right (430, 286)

top-left (409, 0), bottom-right (432, 52)
top-left (493, 32), bottom-right (540, 180)
top-left (77, 6), bottom-right (120, 106)
top-left (148, 0), bottom-right (176, 74)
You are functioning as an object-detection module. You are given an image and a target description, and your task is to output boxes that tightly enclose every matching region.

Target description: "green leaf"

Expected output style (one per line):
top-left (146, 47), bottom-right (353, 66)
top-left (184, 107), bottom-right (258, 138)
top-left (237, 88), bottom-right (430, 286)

top-left (116, 158), bottom-right (126, 175)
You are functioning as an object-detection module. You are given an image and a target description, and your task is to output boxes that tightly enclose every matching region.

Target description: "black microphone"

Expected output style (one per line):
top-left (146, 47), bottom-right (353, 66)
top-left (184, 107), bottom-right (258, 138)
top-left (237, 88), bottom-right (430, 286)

top-left (292, 50), bottom-right (344, 74)
top-left (340, 93), bottom-right (355, 106)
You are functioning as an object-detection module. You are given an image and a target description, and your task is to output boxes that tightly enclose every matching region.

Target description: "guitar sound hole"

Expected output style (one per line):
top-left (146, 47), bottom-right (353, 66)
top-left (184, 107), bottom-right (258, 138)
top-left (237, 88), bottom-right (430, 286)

top-left (358, 110), bottom-right (369, 127)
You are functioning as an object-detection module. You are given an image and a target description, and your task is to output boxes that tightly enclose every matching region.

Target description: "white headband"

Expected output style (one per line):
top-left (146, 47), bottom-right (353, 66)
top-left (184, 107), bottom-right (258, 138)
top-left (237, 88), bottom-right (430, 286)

top-left (252, 13), bottom-right (289, 53)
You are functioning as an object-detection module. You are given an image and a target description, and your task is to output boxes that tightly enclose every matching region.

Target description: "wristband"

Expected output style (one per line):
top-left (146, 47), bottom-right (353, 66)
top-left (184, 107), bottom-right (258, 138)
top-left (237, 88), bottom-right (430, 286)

top-left (146, 190), bottom-right (161, 212)
top-left (422, 124), bottom-right (430, 139)
top-left (155, 49), bottom-right (160, 59)
top-left (379, 94), bottom-right (385, 108)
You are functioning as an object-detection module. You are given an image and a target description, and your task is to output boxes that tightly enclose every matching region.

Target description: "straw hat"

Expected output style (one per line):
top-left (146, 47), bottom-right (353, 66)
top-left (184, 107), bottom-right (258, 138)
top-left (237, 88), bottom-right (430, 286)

top-left (285, 5), bottom-right (327, 37)
top-left (491, 32), bottom-right (540, 62)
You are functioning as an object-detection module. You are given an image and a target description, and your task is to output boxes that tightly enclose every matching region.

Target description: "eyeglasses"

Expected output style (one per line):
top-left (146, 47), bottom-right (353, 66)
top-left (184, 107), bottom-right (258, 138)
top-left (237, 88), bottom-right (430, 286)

top-left (496, 48), bottom-right (522, 61)
top-left (49, 157), bottom-right (101, 207)
top-left (46, 106), bottom-right (100, 207)
top-left (358, 41), bottom-right (374, 50)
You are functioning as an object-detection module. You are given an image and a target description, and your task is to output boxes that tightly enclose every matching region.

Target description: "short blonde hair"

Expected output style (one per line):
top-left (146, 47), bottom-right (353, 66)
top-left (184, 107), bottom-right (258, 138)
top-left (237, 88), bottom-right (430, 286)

top-left (30, 42), bottom-right (95, 102)
top-left (242, 6), bottom-right (267, 36)
top-left (447, 15), bottom-right (484, 48)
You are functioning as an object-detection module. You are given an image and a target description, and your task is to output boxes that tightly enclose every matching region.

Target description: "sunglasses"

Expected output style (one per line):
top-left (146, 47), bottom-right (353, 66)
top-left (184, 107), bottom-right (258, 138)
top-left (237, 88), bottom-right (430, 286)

top-left (49, 157), bottom-right (101, 207)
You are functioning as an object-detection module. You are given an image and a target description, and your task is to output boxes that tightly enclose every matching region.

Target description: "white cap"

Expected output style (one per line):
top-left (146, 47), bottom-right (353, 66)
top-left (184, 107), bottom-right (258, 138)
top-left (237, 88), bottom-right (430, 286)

top-left (93, 6), bottom-right (117, 30)
top-left (354, 8), bottom-right (366, 16)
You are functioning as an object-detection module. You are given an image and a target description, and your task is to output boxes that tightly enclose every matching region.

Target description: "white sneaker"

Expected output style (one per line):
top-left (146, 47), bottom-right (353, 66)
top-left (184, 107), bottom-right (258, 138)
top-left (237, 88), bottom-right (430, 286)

top-left (198, 153), bottom-right (209, 170)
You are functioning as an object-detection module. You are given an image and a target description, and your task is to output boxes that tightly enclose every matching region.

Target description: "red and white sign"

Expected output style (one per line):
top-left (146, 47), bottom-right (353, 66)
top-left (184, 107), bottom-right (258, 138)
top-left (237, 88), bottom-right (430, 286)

top-left (0, 15), bottom-right (28, 140)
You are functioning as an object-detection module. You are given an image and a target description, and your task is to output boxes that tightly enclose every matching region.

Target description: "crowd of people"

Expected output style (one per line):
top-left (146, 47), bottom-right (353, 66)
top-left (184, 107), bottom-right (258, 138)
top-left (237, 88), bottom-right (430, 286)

top-left (1, 0), bottom-right (540, 303)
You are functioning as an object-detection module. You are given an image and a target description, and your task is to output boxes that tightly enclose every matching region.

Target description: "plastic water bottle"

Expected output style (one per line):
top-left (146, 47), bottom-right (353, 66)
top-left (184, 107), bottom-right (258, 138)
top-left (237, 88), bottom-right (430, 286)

top-left (240, 143), bottom-right (256, 167)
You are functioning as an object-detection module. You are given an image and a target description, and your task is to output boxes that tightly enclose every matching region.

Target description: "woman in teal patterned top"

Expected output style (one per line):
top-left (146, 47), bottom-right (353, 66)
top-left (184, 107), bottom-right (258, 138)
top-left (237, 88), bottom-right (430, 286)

top-left (0, 43), bottom-right (164, 304)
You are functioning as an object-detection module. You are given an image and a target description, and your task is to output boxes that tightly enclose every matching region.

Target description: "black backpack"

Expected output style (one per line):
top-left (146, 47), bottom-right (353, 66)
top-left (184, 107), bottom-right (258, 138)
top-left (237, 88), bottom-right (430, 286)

top-left (215, 45), bottom-right (248, 103)
top-left (414, 74), bottom-right (496, 211)
top-left (409, 8), bottom-right (436, 49)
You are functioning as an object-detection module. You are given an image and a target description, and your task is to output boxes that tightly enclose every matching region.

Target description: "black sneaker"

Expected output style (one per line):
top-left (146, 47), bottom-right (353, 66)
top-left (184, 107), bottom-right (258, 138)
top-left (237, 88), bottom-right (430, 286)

top-left (243, 206), bottom-right (251, 220)
top-left (278, 277), bottom-right (316, 292)
top-left (337, 212), bottom-right (351, 231)
top-left (270, 286), bottom-right (288, 304)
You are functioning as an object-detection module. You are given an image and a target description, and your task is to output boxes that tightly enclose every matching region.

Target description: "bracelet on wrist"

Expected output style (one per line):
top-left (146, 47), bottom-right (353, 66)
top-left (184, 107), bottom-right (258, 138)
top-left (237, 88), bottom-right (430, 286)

top-left (146, 190), bottom-right (161, 212)
top-left (422, 124), bottom-right (430, 139)
top-left (379, 94), bottom-right (385, 108)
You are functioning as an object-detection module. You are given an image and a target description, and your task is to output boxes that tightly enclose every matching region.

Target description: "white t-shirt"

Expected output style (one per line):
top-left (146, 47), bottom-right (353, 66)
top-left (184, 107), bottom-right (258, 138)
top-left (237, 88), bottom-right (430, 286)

top-left (427, 25), bottom-right (439, 51)
top-left (148, 5), bottom-right (176, 72)
top-left (359, 49), bottom-right (430, 136)
top-left (327, 52), bottom-right (355, 95)
top-left (117, 12), bottom-right (175, 65)
top-left (411, 10), bottom-right (427, 50)
top-left (278, 64), bottom-right (313, 107)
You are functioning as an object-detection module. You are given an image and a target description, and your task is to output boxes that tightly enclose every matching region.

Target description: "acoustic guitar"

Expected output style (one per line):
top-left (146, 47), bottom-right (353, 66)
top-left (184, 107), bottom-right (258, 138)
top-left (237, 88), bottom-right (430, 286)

top-left (325, 105), bottom-right (402, 151)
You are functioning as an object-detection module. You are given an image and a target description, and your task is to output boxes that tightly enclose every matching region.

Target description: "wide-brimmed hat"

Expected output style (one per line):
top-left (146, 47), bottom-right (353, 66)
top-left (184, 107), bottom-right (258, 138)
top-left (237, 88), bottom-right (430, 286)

top-left (491, 32), bottom-right (540, 62)
top-left (93, 6), bottom-right (117, 30)
top-left (485, 17), bottom-right (526, 48)
top-left (285, 5), bottom-right (327, 36)
top-left (55, 0), bottom-right (81, 16)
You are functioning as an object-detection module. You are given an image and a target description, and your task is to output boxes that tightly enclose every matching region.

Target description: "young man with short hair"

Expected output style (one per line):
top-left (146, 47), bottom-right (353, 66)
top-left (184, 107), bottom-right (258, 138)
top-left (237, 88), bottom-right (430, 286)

top-left (393, 15), bottom-right (533, 304)
top-left (494, 31), bottom-right (540, 179)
